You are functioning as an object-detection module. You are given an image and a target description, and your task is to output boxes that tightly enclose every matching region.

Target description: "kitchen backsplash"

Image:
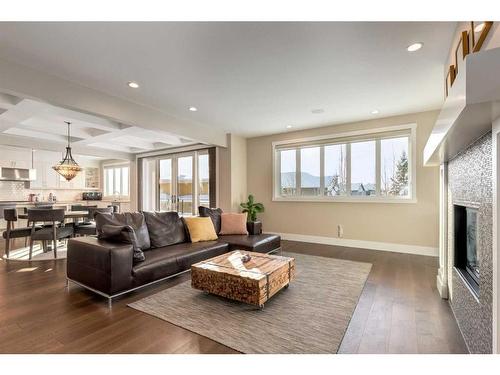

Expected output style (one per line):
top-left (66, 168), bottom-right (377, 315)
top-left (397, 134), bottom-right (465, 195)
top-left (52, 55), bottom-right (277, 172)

top-left (0, 181), bottom-right (94, 202)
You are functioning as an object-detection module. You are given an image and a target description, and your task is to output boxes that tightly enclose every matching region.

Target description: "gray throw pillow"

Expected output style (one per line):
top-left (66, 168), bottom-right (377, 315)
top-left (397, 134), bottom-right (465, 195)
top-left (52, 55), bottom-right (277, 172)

top-left (198, 206), bottom-right (223, 234)
top-left (142, 211), bottom-right (187, 248)
top-left (95, 212), bottom-right (151, 251)
top-left (98, 224), bottom-right (145, 262)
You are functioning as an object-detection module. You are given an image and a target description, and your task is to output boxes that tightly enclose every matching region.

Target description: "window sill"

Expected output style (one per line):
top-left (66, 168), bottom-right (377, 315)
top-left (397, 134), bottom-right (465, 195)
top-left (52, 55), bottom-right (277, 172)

top-left (272, 196), bottom-right (417, 204)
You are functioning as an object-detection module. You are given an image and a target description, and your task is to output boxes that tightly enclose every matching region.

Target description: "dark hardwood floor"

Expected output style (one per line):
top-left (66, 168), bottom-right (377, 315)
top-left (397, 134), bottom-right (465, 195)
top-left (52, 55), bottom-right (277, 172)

top-left (0, 239), bottom-right (468, 354)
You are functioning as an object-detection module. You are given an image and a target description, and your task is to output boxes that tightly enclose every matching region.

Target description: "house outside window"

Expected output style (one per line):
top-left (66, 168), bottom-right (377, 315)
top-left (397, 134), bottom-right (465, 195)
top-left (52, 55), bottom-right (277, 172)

top-left (273, 124), bottom-right (416, 203)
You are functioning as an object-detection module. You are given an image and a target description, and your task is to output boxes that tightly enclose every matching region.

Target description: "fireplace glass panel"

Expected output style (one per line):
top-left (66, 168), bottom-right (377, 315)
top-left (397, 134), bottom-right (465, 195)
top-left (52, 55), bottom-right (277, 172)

top-left (454, 204), bottom-right (479, 297)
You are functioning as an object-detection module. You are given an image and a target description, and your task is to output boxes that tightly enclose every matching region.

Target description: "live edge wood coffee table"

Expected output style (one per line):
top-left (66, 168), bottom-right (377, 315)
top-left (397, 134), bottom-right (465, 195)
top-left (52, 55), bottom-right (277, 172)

top-left (191, 250), bottom-right (295, 309)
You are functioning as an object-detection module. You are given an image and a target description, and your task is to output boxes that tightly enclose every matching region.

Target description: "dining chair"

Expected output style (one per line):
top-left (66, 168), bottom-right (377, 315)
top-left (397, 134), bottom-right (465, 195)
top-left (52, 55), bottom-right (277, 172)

top-left (25, 205), bottom-right (57, 246)
top-left (108, 204), bottom-right (119, 213)
top-left (27, 208), bottom-right (74, 260)
top-left (2, 208), bottom-right (40, 259)
top-left (71, 204), bottom-right (97, 225)
top-left (74, 207), bottom-right (113, 236)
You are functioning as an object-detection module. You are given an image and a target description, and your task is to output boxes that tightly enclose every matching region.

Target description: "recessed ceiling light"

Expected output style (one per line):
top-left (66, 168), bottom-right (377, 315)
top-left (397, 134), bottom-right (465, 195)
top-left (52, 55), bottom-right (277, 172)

top-left (311, 108), bottom-right (324, 114)
top-left (127, 81), bottom-right (139, 89)
top-left (407, 42), bottom-right (423, 52)
top-left (286, 125), bottom-right (293, 129)
top-left (474, 23), bottom-right (485, 33)
top-left (371, 110), bottom-right (379, 115)
top-left (188, 106), bottom-right (198, 112)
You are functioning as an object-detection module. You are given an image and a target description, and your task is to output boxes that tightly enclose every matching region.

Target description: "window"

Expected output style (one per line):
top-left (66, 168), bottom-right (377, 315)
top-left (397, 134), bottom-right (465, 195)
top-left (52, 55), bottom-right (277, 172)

top-left (324, 144), bottom-right (347, 196)
top-left (380, 137), bottom-right (409, 196)
top-left (280, 149), bottom-right (296, 196)
top-left (198, 153), bottom-right (210, 208)
top-left (104, 164), bottom-right (130, 197)
top-left (300, 147), bottom-right (320, 196)
top-left (351, 140), bottom-right (376, 196)
top-left (273, 125), bottom-right (415, 202)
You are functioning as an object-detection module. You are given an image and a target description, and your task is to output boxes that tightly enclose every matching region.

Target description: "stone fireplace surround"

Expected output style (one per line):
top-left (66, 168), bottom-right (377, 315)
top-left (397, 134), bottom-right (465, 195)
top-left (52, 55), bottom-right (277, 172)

top-left (447, 132), bottom-right (493, 354)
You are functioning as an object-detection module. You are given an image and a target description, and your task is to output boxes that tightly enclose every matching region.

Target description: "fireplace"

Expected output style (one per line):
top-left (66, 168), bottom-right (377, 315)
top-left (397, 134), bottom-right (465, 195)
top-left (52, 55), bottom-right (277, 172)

top-left (454, 204), bottom-right (479, 297)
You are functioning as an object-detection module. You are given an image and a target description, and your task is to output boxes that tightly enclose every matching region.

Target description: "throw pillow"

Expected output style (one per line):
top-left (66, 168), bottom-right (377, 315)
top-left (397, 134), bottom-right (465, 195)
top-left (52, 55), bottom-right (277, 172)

top-left (143, 211), bottom-right (187, 248)
top-left (219, 212), bottom-right (249, 235)
top-left (95, 212), bottom-right (151, 251)
top-left (198, 206), bottom-right (223, 234)
top-left (98, 224), bottom-right (145, 262)
top-left (182, 216), bottom-right (218, 243)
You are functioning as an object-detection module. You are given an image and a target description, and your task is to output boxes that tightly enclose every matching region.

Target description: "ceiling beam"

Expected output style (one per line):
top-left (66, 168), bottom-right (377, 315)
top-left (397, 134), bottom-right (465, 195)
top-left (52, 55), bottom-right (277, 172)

top-left (0, 133), bottom-right (133, 160)
top-left (0, 58), bottom-right (227, 147)
top-left (0, 92), bottom-right (22, 109)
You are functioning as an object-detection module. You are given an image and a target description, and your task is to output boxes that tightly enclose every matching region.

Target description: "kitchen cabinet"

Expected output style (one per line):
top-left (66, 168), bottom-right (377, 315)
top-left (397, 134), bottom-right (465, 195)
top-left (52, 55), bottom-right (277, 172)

top-left (1, 147), bottom-right (101, 190)
top-left (30, 160), bottom-right (45, 188)
top-left (31, 161), bottom-right (61, 189)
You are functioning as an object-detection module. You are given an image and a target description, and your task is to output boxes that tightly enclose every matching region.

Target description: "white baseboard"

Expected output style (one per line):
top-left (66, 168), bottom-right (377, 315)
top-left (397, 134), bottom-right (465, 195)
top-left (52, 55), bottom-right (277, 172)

top-left (267, 232), bottom-right (438, 257)
top-left (436, 271), bottom-right (449, 299)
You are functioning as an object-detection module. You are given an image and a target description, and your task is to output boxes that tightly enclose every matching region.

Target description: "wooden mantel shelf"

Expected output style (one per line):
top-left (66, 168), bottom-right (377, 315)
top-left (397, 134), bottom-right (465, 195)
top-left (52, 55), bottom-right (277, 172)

top-left (423, 47), bottom-right (500, 166)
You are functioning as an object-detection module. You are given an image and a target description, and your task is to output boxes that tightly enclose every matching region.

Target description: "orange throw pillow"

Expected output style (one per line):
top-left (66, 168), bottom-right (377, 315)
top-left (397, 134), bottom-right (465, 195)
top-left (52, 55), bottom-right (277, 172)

top-left (183, 217), bottom-right (218, 243)
top-left (219, 213), bottom-right (249, 235)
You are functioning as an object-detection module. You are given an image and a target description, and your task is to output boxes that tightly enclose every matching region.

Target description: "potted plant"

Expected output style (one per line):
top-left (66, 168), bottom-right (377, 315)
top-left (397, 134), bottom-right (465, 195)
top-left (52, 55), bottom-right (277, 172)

top-left (240, 194), bottom-right (264, 235)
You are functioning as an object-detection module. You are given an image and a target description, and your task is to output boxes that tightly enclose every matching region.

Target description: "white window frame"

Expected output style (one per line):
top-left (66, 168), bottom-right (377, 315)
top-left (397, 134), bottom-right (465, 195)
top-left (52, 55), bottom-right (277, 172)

top-left (103, 163), bottom-right (130, 199)
top-left (272, 123), bottom-right (417, 203)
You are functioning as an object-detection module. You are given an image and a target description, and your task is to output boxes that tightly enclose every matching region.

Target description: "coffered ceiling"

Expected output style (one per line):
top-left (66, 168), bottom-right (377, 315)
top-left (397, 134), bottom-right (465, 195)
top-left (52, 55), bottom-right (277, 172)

top-left (0, 95), bottom-right (196, 157)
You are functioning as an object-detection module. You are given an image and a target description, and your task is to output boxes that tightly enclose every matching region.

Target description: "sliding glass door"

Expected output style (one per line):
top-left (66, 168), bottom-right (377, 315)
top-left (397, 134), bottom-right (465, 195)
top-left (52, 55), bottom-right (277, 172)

top-left (176, 155), bottom-right (193, 216)
top-left (159, 158), bottom-right (173, 211)
top-left (141, 149), bottom-right (212, 216)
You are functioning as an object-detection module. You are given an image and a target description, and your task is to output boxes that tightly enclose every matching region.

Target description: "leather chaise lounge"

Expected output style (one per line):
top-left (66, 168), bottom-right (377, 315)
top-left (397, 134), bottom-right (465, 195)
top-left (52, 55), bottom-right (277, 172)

top-left (67, 209), bottom-right (281, 306)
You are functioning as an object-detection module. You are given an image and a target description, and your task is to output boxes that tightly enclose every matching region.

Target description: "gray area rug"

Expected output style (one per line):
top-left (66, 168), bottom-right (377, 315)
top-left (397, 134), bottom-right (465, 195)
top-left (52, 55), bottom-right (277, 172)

top-left (128, 252), bottom-right (372, 354)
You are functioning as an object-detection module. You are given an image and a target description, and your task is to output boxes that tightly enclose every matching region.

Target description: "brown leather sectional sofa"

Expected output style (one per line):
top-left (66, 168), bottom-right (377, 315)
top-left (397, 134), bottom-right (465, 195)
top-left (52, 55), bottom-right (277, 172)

top-left (67, 209), bottom-right (281, 306)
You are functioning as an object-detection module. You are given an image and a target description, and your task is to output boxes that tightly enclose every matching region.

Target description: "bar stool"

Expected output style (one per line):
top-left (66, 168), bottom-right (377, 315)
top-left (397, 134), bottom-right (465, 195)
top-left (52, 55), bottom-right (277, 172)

top-left (2, 208), bottom-right (40, 259)
top-left (28, 209), bottom-right (74, 260)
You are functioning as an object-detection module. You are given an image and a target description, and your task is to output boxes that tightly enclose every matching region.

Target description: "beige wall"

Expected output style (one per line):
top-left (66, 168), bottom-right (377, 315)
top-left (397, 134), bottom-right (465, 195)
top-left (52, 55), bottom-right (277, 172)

top-left (230, 134), bottom-right (247, 211)
top-left (217, 134), bottom-right (247, 212)
top-left (246, 110), bottom-right (440, 249)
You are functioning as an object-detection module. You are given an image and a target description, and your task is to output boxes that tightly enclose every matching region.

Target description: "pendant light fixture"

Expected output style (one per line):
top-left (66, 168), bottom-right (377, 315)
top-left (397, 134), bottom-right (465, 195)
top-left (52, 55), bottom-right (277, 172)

top-left (52, 121), bottom-right (82, 181)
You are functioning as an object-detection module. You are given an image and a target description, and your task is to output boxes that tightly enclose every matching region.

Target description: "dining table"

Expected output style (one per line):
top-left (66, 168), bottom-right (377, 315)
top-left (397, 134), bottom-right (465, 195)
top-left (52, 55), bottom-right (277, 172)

top-left (18, 210), bottom-right (89, 221)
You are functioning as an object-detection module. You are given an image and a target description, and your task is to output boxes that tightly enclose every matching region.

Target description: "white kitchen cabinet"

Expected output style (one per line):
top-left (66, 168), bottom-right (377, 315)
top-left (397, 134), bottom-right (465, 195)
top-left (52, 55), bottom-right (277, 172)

top-left (47, 162), bottom-right (61, 188)
top-left (30, 160), bottom-right (45, 188)
top-left (0, 148), bottom-right (32, 169)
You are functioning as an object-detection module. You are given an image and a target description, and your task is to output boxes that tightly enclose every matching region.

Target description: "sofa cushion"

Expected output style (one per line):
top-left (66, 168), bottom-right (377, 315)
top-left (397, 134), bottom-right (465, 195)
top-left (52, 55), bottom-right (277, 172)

top-left (132, 241), bottom-right (229, 285)
top-left (183, 217), bottom-right (218, 243)
top-left (219, 212), bottom-right (248, 235)
top-left (96, 212), bottom-right (151, 251)
top-left (198, 206), bottom-right (223, 234)
top-left (218, 234), bottom-right (281, 254)
top-left (143, 211), bottom-right (187, 248)
top-left (132, 248), bottom-right (180, 285)
top-left (172, 241), bottom-right (228, 269)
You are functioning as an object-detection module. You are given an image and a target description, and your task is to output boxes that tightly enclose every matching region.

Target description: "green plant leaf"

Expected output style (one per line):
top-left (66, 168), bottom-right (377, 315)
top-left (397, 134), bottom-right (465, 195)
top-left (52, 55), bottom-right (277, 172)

top-left (254, 203), bottom-right (264, 212)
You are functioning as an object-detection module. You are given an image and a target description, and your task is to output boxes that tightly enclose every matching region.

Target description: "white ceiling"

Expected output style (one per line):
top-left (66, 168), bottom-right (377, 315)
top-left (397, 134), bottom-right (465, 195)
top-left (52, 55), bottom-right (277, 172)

top-left (0, 96), bottom-right (196, 154)
top-left (0, 22), bottom-right (456, 138)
